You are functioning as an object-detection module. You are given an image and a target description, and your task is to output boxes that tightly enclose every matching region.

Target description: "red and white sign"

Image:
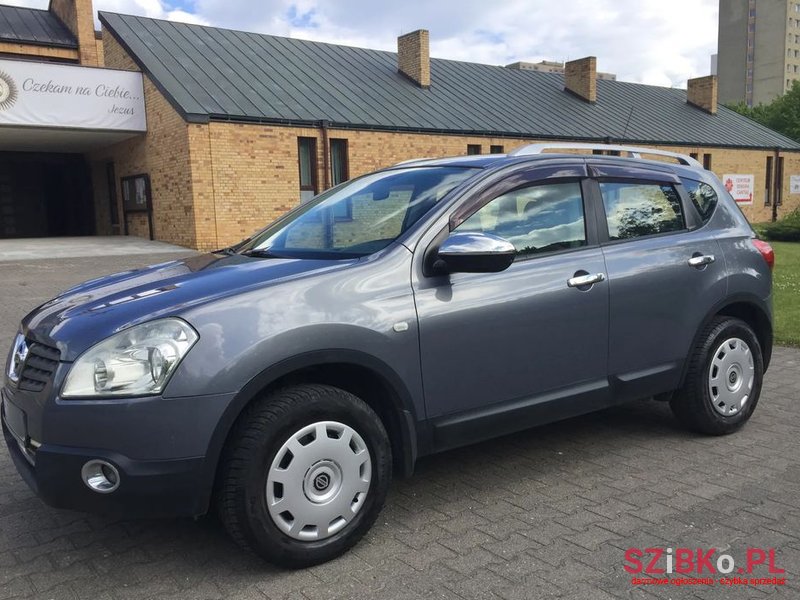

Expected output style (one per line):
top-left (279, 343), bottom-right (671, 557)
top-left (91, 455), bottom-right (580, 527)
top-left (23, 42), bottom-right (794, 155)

top-left (722, 174), bottom-right (754, 205)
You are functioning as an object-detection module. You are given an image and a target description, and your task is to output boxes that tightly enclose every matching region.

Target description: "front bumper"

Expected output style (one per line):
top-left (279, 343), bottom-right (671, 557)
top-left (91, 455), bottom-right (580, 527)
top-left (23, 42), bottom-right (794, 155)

top-left (2, 402), bottom-right (207, 517)
top-left (1, 383), bottom-right (236, 518)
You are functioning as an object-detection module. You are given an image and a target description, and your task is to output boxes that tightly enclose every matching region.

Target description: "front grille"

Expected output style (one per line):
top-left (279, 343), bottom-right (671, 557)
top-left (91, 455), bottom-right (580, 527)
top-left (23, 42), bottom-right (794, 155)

top-left (18, 341), bottom-right (60, 393)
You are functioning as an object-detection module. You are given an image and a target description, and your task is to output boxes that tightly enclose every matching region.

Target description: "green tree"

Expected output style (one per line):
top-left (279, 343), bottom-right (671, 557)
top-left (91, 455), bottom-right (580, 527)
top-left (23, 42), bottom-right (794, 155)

top-left (728, 81), bottom-right (800, 142)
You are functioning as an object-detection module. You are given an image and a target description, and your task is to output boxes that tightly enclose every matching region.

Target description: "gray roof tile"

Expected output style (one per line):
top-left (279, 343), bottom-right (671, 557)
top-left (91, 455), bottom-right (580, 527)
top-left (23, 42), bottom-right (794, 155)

top-left (0, 5), bottom-right (77, 48)
top-left (99, 12), bottom-right (800, 150)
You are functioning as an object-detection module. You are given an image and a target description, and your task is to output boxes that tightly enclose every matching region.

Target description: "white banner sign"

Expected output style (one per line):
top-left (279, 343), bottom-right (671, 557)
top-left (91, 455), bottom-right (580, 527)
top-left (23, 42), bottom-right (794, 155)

top-left (790, 175), bottom-right (800, 194)
top-left (722, 174), bottom-right (754, 205)
top-left (0, 58), bottom-right (145, 132)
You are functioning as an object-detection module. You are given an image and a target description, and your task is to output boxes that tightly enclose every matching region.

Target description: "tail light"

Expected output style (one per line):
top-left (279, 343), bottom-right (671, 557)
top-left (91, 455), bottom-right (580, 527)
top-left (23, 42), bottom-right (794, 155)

top-left (752, 239), bottom-right (775, 271)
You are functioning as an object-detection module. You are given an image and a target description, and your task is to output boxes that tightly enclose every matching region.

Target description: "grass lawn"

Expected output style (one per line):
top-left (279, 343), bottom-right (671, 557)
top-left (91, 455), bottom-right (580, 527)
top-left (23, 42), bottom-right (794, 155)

top-left (772, 241), bottom-right (800, 347)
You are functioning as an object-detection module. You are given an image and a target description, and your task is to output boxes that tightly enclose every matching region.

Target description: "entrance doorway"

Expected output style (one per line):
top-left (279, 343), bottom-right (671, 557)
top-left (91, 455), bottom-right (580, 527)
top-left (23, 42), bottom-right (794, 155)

top-left (0, 152), bottom-right (95, 238)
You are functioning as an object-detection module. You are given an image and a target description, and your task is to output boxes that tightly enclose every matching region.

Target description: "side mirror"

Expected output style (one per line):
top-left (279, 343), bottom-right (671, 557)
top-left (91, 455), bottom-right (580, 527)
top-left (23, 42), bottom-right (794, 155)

top-left (435, 231), bottom-right (516, 274)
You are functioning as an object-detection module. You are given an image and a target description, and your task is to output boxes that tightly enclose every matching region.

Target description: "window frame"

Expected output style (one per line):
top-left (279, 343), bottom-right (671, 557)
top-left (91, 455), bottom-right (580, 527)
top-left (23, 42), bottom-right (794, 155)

top-left (582, 161), bottom-right (698, 244)
top-left (589, 177), bottom-right (693, 245)
top-left (329, 138), bottom-right (352, 221)
top-left (445, 163), bottom-right (602, 264)
top-left (680, 177), bottom-right (719, 227)
top-left (455, 178), bottom-right (592, 261)
top-left (297, 137), bottom-right (318, 201)
top-left (330, 138), bottom-right (349, 186)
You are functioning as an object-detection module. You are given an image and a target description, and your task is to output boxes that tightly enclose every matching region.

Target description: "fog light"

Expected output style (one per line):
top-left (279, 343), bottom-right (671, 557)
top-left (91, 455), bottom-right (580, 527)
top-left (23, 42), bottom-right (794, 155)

top-left (81, 460), bottom-right (120, 493)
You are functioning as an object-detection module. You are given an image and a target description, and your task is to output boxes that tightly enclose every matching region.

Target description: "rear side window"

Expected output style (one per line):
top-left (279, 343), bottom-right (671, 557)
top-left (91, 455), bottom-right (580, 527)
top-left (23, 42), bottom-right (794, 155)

top-left (682, 179), bottom-right (718, 223)
top-left (458, 181), bottom-right (586, 257)
top-left (599, 182), bottom-right (685, 240)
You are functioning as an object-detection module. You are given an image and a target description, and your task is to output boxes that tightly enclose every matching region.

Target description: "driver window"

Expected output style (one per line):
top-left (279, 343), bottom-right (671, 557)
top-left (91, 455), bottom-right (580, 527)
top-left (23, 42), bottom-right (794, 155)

top-left (457, 181), bottom-right (587, 257)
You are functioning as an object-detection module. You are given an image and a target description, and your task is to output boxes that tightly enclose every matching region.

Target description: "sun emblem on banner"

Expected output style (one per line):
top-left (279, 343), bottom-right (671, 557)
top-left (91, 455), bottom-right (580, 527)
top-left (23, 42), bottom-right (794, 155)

top-left (0, 71), bottom-right (18, 111)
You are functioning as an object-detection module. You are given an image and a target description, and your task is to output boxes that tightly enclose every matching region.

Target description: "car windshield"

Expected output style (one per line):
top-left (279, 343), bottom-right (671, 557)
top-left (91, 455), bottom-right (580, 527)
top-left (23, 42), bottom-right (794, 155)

top-left (238, 166), bottom-right (478, 259)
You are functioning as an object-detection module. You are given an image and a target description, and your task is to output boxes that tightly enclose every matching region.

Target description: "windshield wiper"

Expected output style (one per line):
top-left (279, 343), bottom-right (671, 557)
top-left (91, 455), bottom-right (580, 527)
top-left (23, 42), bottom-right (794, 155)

top-left (212, 247), bottom-right (238, 256)
top-left (240, 249), bottom-right (285, 259)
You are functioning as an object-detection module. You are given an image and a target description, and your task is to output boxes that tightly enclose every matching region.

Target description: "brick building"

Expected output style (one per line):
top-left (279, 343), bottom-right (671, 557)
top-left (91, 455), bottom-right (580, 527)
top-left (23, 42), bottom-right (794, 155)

top-left (1, 0), bottom-right (799, 250)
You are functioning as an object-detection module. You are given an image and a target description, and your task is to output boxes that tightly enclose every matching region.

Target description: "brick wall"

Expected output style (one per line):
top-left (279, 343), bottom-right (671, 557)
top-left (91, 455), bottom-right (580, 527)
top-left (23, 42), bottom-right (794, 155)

top-left (397, 30), bottom-right (430, 87)
top-left (0, 41), bottom-right (78, 61)
top-left (656, 145), bottom-right (800, 223)
top-left (88, 33), bottom-right (199, 247)
top-left (564, 57), bottom-right (597, 103)
top-left (101, 31), bottom-right (138, 71)
top-left (95, 35), bottom-right (104, 66)
top-left (89, 30), bottom-right (800, 251)
top-left (50, 0), bottom-right (99, 66)
top-left (687, 76), bottom-right (718, 114)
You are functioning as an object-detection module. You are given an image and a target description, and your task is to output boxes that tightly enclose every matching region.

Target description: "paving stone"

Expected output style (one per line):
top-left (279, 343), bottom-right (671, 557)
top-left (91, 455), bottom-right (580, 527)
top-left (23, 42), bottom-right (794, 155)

top-left (0, 253), bottom-right (798, 599)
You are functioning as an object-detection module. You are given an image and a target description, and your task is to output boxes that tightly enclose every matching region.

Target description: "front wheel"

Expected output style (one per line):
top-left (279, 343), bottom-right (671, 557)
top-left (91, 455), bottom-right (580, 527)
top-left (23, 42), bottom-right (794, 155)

top-left (670, 317), bottom-right (764, 435)
top-left (217, 384), bottom-right (392, 567)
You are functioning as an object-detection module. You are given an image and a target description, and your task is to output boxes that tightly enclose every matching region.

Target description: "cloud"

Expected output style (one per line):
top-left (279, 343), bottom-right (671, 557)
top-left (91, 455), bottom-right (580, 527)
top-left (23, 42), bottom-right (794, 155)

top-left (8, 0), bottom-right (718, 87)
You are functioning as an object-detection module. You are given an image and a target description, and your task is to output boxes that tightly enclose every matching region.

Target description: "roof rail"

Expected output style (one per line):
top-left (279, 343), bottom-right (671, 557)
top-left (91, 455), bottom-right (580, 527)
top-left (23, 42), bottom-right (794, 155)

top-left (508, 142), bottom-right (703, 168)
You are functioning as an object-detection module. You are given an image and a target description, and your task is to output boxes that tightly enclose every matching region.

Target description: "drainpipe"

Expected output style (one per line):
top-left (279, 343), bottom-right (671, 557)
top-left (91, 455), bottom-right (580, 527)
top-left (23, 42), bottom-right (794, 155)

top-left (320, 120), bottom-right (331, 190)
top-left (772, 147), bottom-right (780, 223)
top-left (319, 120), bottom-right (333, 248)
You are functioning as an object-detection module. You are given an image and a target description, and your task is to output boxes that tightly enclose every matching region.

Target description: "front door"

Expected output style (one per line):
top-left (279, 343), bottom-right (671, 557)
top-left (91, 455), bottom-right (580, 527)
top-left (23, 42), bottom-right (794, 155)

top-left (412, 166), bottom-right (611, 449)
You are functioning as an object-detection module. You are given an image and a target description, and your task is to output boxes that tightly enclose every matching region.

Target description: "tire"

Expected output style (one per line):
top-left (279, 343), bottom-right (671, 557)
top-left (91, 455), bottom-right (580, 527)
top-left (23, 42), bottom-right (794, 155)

top-left (217, 384), bottom-right (392, 568)
top-left (670, 317), bottom-right (764, 435)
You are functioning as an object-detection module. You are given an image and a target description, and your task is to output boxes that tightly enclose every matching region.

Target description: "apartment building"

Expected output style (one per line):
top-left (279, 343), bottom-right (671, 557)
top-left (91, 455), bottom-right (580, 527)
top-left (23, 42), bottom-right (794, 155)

top-left (718, 0), bottom-right (800, 106)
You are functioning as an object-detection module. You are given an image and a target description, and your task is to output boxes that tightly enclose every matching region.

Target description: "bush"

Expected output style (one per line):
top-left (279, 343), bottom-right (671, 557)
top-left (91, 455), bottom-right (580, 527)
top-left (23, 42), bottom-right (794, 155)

top-left (760, 209), bottom-right (800, 242)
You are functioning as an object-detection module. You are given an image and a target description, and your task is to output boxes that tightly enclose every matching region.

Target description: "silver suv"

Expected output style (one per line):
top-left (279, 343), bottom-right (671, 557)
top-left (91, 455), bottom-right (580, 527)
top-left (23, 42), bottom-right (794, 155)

top-left (2, 144), bottom-right (774, 567)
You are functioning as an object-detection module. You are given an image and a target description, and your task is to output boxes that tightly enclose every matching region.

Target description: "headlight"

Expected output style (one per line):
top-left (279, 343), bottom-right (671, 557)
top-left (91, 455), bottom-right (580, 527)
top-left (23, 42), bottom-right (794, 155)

top-left (62, 318), bottom-right (198, 398)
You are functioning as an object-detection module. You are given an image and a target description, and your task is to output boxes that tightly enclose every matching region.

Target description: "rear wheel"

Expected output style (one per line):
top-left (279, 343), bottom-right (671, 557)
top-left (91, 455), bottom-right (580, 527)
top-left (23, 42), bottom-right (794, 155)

top-left (670, 317), bottom-right (763, 435)
top-left (218, 384), bottom-right (392, 567)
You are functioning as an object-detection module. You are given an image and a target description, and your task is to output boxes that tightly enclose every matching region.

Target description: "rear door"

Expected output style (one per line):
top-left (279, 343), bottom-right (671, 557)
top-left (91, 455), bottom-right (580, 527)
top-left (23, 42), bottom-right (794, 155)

top-left (587, 161), bottom-right (727, 400)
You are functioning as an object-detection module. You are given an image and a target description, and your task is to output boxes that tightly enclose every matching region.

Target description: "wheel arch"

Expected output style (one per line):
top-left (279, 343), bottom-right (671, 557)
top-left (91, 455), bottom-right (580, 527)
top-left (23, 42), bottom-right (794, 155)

top-left (201, 350), bottom-right (421, 512)
top-left (680, 294), bottom-right (773, 388)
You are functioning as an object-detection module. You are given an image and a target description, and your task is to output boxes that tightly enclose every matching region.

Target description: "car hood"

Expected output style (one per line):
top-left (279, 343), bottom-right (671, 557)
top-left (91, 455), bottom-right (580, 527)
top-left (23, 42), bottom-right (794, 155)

top-left (21, 252), bottom-right (358, 361)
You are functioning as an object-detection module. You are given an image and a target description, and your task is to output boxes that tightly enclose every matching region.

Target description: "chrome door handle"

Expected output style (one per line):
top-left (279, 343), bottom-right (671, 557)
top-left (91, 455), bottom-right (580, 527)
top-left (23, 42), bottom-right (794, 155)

top-left (567, 273), bottom-right (605, 288)
top-left (688, 255), bottom-right (715, 267)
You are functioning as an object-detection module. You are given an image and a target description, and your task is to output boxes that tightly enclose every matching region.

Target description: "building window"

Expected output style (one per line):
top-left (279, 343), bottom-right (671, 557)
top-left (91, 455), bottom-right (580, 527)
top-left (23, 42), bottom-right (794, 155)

top-left (489, 145), bottom-right (504, 154)
top-left (298, 137), bottom-right (318, 203)
top-left (329, 139), bottom-right (352, 221)
top-left (330, 139), bottom-right (349, 186)
top-left (120, 173), bottom-right (154, 239)
top-left (765, 155), bottom-right (773, 206)
top-left (689, 152), bottom-right (699, 160)
top-left (776, 156), bottom-right (784, 205)
top-left (467, 144), bottom-right (482, 155)
top-left (703, 153), bottom-right (712, 170)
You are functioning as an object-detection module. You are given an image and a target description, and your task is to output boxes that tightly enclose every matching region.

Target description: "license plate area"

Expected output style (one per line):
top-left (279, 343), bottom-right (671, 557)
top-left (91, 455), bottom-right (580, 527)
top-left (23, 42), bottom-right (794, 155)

top-left (2, 391), bottom-right (28, 445)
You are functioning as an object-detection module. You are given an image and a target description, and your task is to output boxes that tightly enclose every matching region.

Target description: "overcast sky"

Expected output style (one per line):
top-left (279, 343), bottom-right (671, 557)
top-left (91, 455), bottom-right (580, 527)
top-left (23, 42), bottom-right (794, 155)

top-left (8, 0), bottom-right (719, 87)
